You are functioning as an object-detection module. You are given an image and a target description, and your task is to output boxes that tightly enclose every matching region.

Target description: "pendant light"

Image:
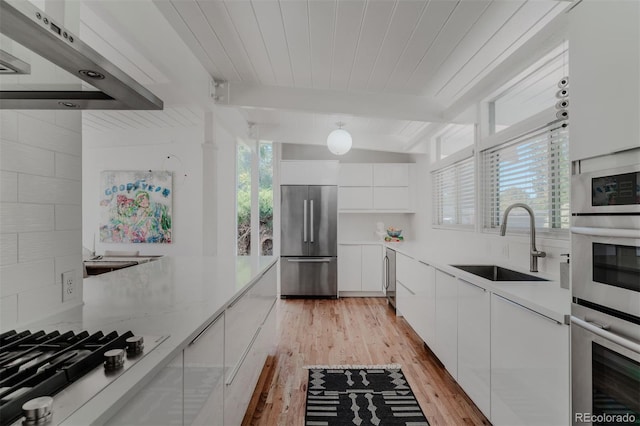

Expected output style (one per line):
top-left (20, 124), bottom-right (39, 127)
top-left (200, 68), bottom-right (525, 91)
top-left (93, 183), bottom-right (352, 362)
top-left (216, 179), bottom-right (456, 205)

top-left (327, 122), bottom-right (352, 155)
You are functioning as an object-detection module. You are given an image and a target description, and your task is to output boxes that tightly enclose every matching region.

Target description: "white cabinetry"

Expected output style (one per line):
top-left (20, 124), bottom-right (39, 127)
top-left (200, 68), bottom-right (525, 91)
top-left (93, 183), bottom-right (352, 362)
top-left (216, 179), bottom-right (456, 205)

top-left (225, 264), bottom-right (277, 425)
top-left (338, 163), bottom-right (413, 212)
top-left (105, 351), bottom-right (184, 426)
top-left (569, 0), bottom-right (640, 160)
top-left (184, 314), bottom-right (225, 425)
top-left (491, 293), bottom-right (569, 426)
top-left (281, 160), bottom-right (339, 185)
top-left (338, 187), bottom-right (373, 210)
top-left (339, 164), bottom-right (373, 186)
top-left (396, 254), bottom-right (436, 348)
top-left (338, 244), bottom-right (382, 293)
top-left (435, 269), bottom-right (458, 380)
top-left (108, 262), bottom-right (278, 426)
top-left (373, 164), bottom-right (409, 186)
top-left (457, 279), bottom-right (490, 419)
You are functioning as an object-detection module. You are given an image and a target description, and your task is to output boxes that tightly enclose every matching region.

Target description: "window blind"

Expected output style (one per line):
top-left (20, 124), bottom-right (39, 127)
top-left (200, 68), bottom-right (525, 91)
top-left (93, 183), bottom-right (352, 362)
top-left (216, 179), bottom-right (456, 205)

top-left (432, 156), bottom-right (475, 227)
top-left (483, 123), bottom-right (569, 232)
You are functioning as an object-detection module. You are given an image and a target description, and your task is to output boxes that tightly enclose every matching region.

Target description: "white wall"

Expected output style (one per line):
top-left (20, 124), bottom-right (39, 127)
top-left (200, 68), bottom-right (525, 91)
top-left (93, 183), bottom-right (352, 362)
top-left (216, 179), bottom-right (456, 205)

top-left (83, 125), bottom-right (204, 256)
top-left (1, 110), bottom-right (84, 328)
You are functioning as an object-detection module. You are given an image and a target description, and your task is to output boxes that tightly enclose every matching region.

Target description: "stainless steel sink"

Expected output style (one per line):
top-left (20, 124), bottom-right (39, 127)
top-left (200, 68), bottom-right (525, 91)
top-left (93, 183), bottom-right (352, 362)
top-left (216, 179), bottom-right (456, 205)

top-left (451, 265), bottom-right (548, 282)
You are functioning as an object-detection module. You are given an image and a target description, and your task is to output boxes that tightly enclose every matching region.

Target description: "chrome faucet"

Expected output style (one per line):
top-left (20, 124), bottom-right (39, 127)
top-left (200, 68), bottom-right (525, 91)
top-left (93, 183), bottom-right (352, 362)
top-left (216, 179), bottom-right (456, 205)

top-left (500, 203), bottom-right (546, 272)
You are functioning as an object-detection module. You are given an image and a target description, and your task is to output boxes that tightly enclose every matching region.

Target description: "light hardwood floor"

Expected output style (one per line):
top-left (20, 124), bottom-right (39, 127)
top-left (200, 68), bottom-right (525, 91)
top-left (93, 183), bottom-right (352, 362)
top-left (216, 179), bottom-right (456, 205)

top-left (244, 297), bottom-right (490, 425)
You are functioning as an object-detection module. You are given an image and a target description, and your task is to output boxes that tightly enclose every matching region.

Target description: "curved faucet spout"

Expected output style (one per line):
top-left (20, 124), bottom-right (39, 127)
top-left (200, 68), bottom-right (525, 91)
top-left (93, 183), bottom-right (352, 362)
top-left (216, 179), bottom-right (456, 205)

top-left (499, 203), bottom-right (546, 272)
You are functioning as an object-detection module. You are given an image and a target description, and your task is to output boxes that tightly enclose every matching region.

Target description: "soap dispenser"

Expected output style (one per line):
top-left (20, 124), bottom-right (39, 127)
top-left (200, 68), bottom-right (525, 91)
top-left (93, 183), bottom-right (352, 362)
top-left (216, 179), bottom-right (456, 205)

top-left (560, 253), bottom-right (570, 290)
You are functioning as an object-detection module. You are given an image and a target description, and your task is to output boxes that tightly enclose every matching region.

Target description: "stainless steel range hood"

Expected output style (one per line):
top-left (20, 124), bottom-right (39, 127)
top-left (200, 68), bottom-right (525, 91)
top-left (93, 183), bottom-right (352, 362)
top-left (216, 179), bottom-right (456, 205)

top-left (0, 0), bottom-right (163, 110)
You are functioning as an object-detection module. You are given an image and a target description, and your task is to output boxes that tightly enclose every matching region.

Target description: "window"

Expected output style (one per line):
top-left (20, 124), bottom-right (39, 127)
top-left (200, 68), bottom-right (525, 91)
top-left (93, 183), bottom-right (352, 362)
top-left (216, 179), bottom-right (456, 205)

top-left (236, 141), bottom-right (274, 256)
top-left (258, 142), bottom-right (273, 256)
top-left (490, 44), bottom-right (569, 133)
top-left (432, 156), bottom-right (475, 228)
top-left (236, 143), bottom-right (252, 255)
top-left (483, 123), bottom-right (569, 233)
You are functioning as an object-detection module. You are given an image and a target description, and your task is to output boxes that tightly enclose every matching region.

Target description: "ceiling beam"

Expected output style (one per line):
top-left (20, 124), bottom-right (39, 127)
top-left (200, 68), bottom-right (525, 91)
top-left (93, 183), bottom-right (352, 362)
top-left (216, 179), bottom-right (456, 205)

top-left (254, 126), bottom-right (416, 153)
top-left (215, 83), bottom-right (447, 123)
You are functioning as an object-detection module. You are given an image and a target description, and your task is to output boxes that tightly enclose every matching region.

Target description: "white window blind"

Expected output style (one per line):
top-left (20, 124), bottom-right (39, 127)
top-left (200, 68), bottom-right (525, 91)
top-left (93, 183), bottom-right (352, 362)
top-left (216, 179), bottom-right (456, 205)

top-left (432, 157), bottom-right (475, 227)
top-left (483, 123), bottom-right (569, 232)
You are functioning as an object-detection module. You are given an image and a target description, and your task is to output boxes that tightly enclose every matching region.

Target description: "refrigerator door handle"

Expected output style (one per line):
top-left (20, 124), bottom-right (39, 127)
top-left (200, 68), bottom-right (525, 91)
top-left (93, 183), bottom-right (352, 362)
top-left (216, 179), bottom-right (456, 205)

top-left (310, 199), bottom-right (314, 243)
top-left (303, 199), bottom-right (308, 243)
top-left (287, 258), bottom-right (333, 263)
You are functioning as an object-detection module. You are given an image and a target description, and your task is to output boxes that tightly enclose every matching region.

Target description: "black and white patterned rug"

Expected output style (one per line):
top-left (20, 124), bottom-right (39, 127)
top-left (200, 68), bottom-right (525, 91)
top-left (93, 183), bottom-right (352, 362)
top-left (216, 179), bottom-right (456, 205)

top-left (304, 364), bottom-right (430, 426)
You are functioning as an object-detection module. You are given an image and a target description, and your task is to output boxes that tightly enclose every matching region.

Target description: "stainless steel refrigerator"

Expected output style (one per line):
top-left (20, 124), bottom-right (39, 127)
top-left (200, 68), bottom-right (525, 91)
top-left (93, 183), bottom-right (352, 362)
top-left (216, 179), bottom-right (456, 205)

top-left (280, 185), bottom-right (337, 297)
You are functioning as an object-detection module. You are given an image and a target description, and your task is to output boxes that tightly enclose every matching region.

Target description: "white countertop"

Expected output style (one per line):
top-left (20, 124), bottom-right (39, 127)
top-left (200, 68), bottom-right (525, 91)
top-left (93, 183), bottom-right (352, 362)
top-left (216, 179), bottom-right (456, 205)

top-left (7, 255), bottom-right (277, 426)
top-left (384, 241), bottom-right (571, 324)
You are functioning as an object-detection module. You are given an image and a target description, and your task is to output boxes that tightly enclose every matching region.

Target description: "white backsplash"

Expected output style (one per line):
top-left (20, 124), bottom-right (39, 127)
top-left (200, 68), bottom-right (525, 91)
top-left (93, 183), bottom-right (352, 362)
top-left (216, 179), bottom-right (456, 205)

top-left (0, 110), bottom-right (83, 329)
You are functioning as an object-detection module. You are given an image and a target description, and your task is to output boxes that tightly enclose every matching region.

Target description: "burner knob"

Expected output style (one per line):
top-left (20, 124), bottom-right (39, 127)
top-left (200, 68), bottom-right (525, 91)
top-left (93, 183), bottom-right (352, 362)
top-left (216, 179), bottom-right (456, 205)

top-left (104, 348), bottom-right (125, 371)
top-left (126, 336), bottom-right (144, 355)
top-left (22, 396), bottom-right (53, 425)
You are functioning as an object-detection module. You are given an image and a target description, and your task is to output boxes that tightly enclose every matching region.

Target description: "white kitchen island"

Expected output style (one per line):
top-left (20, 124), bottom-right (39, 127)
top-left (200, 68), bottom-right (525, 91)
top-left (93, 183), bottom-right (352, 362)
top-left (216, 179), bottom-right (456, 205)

top-left (7, 255), bottom-right (278, 426)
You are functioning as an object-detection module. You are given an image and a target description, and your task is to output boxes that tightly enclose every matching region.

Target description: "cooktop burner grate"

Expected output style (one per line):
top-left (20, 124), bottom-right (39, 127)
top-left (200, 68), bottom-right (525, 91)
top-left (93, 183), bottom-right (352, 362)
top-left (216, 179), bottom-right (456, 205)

top-left (0, 329), bottom-right (163, 426)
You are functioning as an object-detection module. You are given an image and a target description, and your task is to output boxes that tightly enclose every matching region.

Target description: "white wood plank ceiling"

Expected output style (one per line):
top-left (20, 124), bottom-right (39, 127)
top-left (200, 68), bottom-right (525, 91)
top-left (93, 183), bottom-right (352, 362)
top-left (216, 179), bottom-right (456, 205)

top-left (150, 0), bottom-right (568, 152)
top-left (79, 0), bottom-right (569, 153)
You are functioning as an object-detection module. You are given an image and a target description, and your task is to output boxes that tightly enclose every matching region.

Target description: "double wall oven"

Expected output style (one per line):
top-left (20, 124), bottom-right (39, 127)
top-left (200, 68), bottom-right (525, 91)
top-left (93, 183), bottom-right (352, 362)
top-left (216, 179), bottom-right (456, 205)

top-left (570, 158), bottom-right (640, 425)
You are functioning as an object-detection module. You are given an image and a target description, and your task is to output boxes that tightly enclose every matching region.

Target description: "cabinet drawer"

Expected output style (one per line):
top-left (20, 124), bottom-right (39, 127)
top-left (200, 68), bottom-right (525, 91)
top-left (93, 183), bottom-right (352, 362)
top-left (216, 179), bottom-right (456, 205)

top-left (373, 187), bottom-right (409, 210)
top-left (225, 302), bottom-right (276, 425)
top-left (338, 187), bottom-right (373, 210)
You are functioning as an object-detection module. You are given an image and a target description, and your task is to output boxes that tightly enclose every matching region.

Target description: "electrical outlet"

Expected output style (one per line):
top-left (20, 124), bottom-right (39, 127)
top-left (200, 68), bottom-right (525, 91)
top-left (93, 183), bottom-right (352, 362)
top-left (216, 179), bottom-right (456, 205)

top-left (62, 270), bottom-right (77, 302)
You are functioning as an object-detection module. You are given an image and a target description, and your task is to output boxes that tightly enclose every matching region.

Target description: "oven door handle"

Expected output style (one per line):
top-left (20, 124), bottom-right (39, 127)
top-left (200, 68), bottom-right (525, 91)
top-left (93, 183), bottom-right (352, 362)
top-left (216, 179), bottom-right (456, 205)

top-left (571, 226), bottom-right (640, 239)
top-left (571, 316), bottom-right (640, 355)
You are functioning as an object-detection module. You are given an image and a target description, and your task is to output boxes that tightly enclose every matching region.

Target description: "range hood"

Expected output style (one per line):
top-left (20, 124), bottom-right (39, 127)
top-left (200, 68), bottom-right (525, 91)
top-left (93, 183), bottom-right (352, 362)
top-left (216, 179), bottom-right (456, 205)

top-left (0, 0), bottom-right (163, 110)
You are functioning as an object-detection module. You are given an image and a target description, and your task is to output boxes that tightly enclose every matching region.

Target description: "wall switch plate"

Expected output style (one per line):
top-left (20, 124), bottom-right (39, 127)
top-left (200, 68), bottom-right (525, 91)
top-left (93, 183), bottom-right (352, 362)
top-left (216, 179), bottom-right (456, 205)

top-left (62, 270), bottom-right (77, 302)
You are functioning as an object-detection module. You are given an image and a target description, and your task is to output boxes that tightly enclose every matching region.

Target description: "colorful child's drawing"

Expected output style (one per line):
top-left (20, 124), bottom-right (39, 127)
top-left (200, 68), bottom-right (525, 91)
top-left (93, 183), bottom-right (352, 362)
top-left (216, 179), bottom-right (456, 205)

top-left (99, 171), bottom-right (172, 244)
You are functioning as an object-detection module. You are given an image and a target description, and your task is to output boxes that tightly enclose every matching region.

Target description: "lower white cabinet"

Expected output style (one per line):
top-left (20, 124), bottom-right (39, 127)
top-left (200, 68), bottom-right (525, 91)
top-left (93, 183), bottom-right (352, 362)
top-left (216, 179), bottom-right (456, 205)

top-left (106, 262), bottom-right (278, 426)
top-left (184, 313), bottom-right (225, 425)
top-left (457, 278), bottom-right (490, 419)
top-left (396, 257), bottom-right (435, 349)
top-left (105, 351), bottom-right (184, 426)
top-left (224, 300), bottom-right (276, 425)
top-left (491, 293), bottom-right (570, 426)
top-left (435, 269), bottom-right (458, 380)
top-left (338, 244), bottom-right (382, 293)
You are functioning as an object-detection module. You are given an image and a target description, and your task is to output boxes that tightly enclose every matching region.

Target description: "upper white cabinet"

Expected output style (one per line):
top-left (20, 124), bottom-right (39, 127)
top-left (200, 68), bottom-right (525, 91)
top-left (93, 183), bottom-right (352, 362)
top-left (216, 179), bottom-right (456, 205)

top-left (339, 164), bottom-right (373, 186)
top-left (373, 164), bottom-right (409, 186)
top-left (338, 163), bottom-right (414, 212)
top-left (491, 293), bottom-right (569, 426)
top-left (569, 0), bottom-right (640, 160)
top-left (280, 160), bottom-right (339, 185)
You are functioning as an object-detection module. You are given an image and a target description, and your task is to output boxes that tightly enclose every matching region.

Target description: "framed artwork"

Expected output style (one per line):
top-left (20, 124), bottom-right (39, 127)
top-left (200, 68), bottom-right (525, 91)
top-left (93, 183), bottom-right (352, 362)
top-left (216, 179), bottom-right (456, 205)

top-left (99, 170), bottom-right (172, 243)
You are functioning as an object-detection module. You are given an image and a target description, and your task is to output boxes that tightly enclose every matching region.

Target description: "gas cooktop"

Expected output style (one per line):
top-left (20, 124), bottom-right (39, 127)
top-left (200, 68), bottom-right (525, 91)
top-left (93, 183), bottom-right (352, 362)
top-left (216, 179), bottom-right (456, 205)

top-left (0, 329), bottom-right (167, 426)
